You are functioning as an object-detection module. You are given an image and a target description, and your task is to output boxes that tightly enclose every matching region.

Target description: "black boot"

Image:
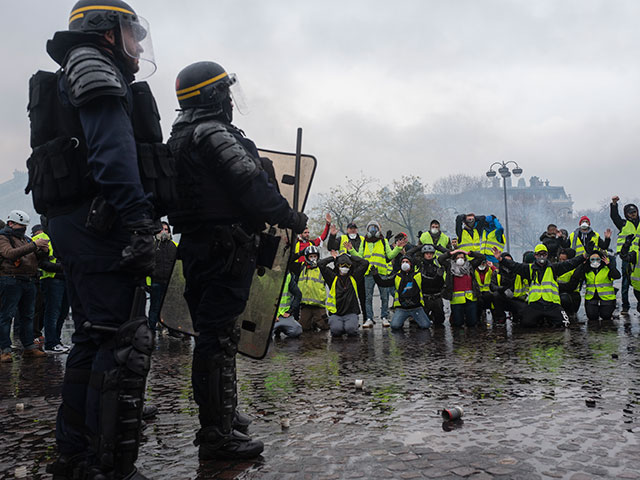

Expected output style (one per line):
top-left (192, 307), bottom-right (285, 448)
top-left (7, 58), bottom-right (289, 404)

top-left (46, 454), bottom-right (87, 480)
top-left (195, 426), bottom-right (264, 460)
top-left (233, 410), bottom-right (253, 434)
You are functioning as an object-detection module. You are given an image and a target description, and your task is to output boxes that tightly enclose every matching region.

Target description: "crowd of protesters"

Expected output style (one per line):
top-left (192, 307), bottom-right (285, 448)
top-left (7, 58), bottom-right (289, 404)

top-left (275, 196), bottom-right (640, 338)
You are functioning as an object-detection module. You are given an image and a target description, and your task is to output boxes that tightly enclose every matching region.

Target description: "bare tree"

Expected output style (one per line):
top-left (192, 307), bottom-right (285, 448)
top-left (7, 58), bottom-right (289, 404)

top-left (430, 174), bottom-right (489, 196)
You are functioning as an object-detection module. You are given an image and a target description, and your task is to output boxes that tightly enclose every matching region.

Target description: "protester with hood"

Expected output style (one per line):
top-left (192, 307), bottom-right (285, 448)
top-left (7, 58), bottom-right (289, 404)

top-left (568, 216), bottom-right (611, 257)
top-left (0, 210), bottom-right (49, 363)
top-left (419, 220), bottom-right (452, 254)
top-left (556, 248), bottom-right (582, 319)
top-left (297, 245), bottom-right (329, 332)
top-left (490, 252), bottom-right (527, 325)
top-left (371, 255), bottom-right (432, 330)
top-left (318, 252), bottom-right (369, 336)
top-left (455, 213), bottom-right (487, 254)
top-left (348, 220), bottom-right (406, 328)
top-left (273, 273), bottom-right (303, 338)
top-left (407, 244), bottom-right (446, 327)
top-left (610, 196), bottom-right (639, 316)
top-left (620, 234), bottom-right (640, 313)
top-left (493, 244), bottom-right (586, 328)
top-left (480, 215), bottom-right (505, 263)
top-left (571, 250), bottom-right (620, 322)
top-left (539, 224), bottom-right (570, 262)
top-left (439, 248), bottom-right (486, 328)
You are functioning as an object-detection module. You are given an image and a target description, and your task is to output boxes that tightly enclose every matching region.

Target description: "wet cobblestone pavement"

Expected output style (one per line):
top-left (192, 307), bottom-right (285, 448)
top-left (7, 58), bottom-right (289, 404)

top-left (2, 308), bottom-right (640, 479)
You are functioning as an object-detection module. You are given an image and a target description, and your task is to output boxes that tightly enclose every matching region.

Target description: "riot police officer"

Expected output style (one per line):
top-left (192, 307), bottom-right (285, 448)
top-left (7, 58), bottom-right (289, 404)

top-left (167, 61), bottom-right (307, 459)
top-left (30, 1), bottom-right (165, 478)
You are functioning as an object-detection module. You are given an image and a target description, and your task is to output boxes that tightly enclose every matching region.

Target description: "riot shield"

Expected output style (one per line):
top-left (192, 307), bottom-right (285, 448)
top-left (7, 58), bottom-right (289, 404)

top-left (158, 148), bottom-right (316, 353)
top-left (237, 148), bottom-right (316, 359)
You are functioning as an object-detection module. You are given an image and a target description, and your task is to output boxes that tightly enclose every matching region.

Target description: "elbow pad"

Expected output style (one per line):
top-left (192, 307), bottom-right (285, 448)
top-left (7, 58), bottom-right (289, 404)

top-left (193, 121), bottom-right (261, 186)
top-left (63, 47), bottom-right (127, 107)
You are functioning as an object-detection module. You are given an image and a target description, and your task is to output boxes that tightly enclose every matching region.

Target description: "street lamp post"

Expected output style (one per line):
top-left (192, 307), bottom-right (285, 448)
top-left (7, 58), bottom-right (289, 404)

top-left (486, 161), bottom-right (523, 253)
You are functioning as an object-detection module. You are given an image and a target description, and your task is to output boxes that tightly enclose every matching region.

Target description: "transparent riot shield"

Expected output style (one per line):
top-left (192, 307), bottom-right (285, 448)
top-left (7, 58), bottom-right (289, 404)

top-left (159, 148), bottom-right (316, 358)
top-left (237, 148), bottom-right (316, 359)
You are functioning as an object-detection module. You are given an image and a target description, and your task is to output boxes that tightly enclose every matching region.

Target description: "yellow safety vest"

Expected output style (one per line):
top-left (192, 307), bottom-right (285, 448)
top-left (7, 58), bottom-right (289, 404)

top-left (481, 230), bottom-right (505, 256)
top-left (326, 276), bottom-right (359, 314)
top-left (32, 232), bottom-right (56, 280)
top-left (616, 220), bottom-right (640, 253)
top-left (584, 268), bottom-right (616, 301)
top-left (527, 265), bottom-right (560, 305)
top-left (458, 228), bottom-right (481, 252)
top-left (569, 231), bottom-right (600, 256)
top-left (557, 269), bottom-right (580, 293)
top-left (420, 231), bottom-right (450, 251)
top-left (358, 239), bottom-right (393, 274)
top-left (278, 274), bottom-right (293, 316)
top-left (631, 260), bottom-right (640, 292)
top-left (474, 268), bottom-right (493, 293)
top-left (339, 234), bottom-right (364, 255)
top-left (393, 272), bottom-right (424, 307)
top-left (495, 273), bottom-right (528, 299)
top-left (298, 266), bottom-right (326, 307)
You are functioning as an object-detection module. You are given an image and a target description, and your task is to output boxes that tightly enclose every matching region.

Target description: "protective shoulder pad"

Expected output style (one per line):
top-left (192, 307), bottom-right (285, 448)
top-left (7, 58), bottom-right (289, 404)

top-left (63, 46), bottom-right (126, 107)
top-left (193, 121), bottom-right (261, 186)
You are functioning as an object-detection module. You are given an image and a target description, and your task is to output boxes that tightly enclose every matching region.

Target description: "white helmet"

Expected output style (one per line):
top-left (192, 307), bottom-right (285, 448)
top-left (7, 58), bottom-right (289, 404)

top-left (7, 210), bottom-right (30, 226)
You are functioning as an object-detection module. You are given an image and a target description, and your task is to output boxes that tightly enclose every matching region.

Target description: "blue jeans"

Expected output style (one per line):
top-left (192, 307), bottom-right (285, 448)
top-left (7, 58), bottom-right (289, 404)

top-left (149, 281), bottom-right (168, 331)
top-left (0, 276), bottom-right (37, 352)
top-left (42, 277), bottom-right (67, 349)
top-left (451, 301), bottom-right (478, 328)
top-left (365, 274), bottom-right (390, 320)
top-left (391, 307), bottom-right (431, 330)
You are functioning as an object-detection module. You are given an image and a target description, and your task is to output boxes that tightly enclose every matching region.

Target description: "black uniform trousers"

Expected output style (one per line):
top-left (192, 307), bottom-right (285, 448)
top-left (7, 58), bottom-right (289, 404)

top-left (422, 294), bottom-right (445, 326)
top-left (522, 301), bottom-right (567, 328)
top-left (49, 203), bottom-right (137, 455)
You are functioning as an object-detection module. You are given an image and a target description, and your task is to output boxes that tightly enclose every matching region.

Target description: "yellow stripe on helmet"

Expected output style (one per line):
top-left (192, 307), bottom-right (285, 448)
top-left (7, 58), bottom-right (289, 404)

top-left (69, 13), bottom-right (84, 23)
top-left (177, 90), bottom-right (201, 101)
top-left (69, 5), bottom-right (135, 23)
top-left (176, 72), bottom-right (228, 95)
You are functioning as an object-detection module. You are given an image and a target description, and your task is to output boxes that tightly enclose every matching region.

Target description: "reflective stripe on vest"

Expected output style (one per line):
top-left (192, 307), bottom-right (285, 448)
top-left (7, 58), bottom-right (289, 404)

top-left (570, 231), bottom-right (600, 256)
top-left (298, 267), bottom-right (326, 307)
top-left (420, 231), bottom-right (450, 250)
top-left (481, 230), bottom-right (505, 256)
top-left (393, 272), bottom-right (424, 307)
top-left (557, 269), bottom-right (580, 293)
top-left (32, 232), bottom-right (57, 280)
top-left (616, 221), bottom-right (640, 253)
top-left (451, 289), bottom-right (476, 304)
top-left (326, 275), bottom-right (359, 314)
top-left (631, 262), bottom-right (640, 291)
top-left (458, 229), bottom-right (481, 252)
top-left (339, 234), bottom-right (364, 255)
top-left (362, 239), bottom-right (390, 273)
top-left (584, 268), bottom-right (616, 301)
top-left (527, 266), bottom-right (560, 304)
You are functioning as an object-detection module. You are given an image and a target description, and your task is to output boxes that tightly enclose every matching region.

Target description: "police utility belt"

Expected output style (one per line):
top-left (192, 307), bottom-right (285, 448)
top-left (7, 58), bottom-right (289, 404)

top-left (25, 70), bottom-right (177, 220)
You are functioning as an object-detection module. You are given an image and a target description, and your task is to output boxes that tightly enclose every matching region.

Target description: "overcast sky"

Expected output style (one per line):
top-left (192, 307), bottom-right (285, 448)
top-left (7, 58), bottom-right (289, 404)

top-left (4, 0), bottom-right (640, 211)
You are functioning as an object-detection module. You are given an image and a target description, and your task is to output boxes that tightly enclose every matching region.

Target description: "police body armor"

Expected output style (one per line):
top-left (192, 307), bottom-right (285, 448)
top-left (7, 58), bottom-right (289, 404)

top-left (26, 46), bottom-right (176, 219)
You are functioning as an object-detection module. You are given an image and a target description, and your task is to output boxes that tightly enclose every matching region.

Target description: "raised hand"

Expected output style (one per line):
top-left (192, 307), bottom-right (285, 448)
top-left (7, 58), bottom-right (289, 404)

top-left (325, 212), bottom-right (332, 223)
top-left (604, 228), bottom-right (612, 239)
top-left (612, 195), bottom-right (620, 204)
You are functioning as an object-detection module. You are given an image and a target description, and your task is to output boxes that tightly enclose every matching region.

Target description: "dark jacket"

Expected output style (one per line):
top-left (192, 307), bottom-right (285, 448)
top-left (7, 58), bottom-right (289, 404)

top-left (539, 232), bottom-right (570, 259)
top-left (152, 238), bottom-right (178, 283)
top-left (0, 228), bottom-right (41, 278)
top-left (610, 203), bottom-right (639, 231)
top-left (372, 259), bottom-right (422, 309)
top-left (406, 245), bottom-right (445, 295)
top-left (318, 254), bottom-right (368, 316)
top-left (455, 214), bottom-right (487, 244)
top-left (438, 250), bottom-right (486, 301)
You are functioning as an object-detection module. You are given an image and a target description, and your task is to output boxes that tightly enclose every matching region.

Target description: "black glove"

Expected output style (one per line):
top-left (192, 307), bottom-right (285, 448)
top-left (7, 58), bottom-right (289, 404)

top-left (281, 211), bottom-right (308, 234)
top-left (624, 234), bottom-right (635, 246)
top-left (120, 219), bottom-right (157, 276)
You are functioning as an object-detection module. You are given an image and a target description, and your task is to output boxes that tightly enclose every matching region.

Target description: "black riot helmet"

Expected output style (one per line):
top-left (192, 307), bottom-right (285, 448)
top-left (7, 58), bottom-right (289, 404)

top-left (67, 0), bottom-right (156, 78)
top-left (175, 61), bottom-right (248, 122)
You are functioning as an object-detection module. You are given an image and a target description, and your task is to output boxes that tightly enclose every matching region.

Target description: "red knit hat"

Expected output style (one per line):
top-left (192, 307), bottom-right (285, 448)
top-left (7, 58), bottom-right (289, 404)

top-left (579, 216), bottom-right (590, 225)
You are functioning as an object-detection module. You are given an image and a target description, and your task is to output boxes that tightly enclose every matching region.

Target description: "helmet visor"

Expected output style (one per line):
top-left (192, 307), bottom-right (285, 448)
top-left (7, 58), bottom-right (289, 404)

top-left (120, 15), bottom-right (156, 79)
top-left (228, 73), bottom-right (249, 115)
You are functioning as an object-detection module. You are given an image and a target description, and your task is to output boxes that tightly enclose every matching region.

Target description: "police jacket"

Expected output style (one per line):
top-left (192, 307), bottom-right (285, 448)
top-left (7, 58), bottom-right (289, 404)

top-left (167, 109), bottom-right (294, 234)
top-left (439, 250), bottom-right (485, 301)
top-left (318, 255), bottom-right (368, 316)
top-left (0, 228), bottom-right (41, 278)
top-left (37, 32), bottom-right (155, 222)
top-left (499, 255), bottom-right (585, 307)
top-left (152, 238), bottom-right (177, 283)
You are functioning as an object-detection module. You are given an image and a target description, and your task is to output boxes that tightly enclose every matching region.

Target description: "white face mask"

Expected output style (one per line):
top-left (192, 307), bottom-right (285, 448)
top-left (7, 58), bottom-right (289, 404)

top-left (348, 233), bottom-right (357, 240)
top-left (401, 263), bottom-right (411, 272)
top-left (339, 266), bottom-right (350, 275)
top-left (580, 222), bottom-right (589, 229)
top-left (590, 260), bottom-right (601, 269)
top-left (478, 265), bottom-right (487, 271)
top-left (430, 227), bottom-right (439, 235)
top-left (455, 258), bottom-right (465, 266)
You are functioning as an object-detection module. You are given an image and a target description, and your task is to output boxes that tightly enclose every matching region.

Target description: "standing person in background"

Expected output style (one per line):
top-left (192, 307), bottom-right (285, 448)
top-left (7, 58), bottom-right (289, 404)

top-left (348, 220), bottom-right (406, 328)
top-left (539, 224), bottom-right (570, 262)
top-left (610, 196), bottom-right (639, 316)
top-left (455, 213), bottom-right (486, 254)
top-left (148, 221), bottom-right (177, 332)
top-left (420, 220), bottom-right (451, 254)
top-left (568, 216), bottom-right (612, 256)
top-left (480, 215), bottom-right (505, 264)
top-left (620, 234), bottom-right (640, 313)
top-left (30, 223), bottom-right (46, 349)
top-left (0, 210), bottom-right (49, 363)
top-left (292, 213), bottom-right (331, 277)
